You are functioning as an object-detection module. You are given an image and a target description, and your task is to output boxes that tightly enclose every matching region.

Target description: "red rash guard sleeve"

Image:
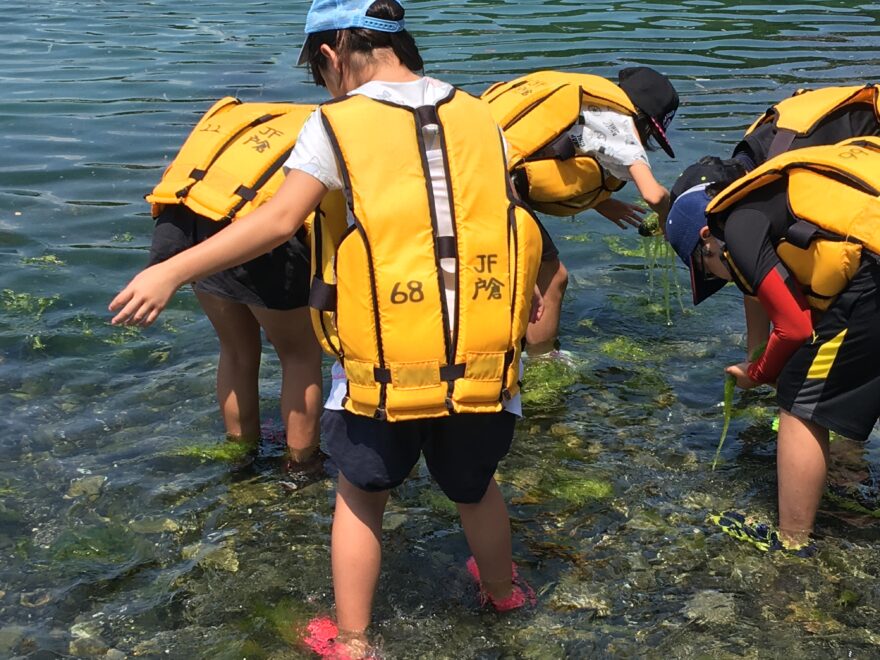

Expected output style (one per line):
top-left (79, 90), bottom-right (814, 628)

top-left (747, 265), bottom-right (814, 384)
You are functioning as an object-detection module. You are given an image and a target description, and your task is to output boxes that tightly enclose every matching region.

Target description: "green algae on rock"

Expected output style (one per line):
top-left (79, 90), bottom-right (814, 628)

top-left (521, 355), bottom-right (579, 407)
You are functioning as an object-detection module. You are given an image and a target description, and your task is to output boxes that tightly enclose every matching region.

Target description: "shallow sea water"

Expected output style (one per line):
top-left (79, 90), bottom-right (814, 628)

top-left (2, 1), bottom-right (880, 658)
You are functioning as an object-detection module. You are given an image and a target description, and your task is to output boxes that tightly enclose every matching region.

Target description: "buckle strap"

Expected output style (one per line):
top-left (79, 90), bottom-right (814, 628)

top-left (437, 235), bottom-right (457, 259)
top-left (414, 104), bottom-right (439, 128)
top-left (372, 362), bottom-right (467, 385)
top-left (309, 278), bottom-right (337, 311)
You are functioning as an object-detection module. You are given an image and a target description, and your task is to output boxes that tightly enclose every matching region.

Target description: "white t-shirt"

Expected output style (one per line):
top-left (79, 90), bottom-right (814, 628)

top-left (567, 103), bottom-right (650, 181)
top-left (285, 77), bottom-right (522, 416)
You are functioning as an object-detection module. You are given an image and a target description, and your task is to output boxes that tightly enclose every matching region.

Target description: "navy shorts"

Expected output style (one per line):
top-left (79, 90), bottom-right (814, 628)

top-left (323, 409), bottom-right (516, 504)
top-left (777, 259), bottom-right (880, 441)
top-left (148, 204), bottom-right (311, 310)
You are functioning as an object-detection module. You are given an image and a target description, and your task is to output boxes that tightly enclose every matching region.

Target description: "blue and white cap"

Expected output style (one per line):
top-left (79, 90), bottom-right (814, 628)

top-left (665, 183), bottom-right (726, 305)
top-left (297, 0), bottom-right (406, 65)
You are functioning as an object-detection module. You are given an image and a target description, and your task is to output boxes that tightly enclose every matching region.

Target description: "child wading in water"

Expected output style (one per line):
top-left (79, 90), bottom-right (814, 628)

top-left (111, 0), bottom-right (542, 656)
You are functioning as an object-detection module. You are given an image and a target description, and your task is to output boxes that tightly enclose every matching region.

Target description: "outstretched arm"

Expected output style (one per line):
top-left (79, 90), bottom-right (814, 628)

top-left (629, 160), bottom-right (670, 225)
top-left (110, 170), bottom-right (327, 326)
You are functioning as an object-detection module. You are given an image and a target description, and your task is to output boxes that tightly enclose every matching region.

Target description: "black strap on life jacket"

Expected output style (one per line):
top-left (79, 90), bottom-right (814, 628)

top-left (767, 127), bottom-right (797, 159)
top-left (786, 220), bottom-right (820, 249)
top-left (371, 348), bottom-right (515, 387)
top-left (528, 133), bottom-right (577, 161)
top-left (309, 278), bottom-right (337, 310)
top-left (786, 220), bottom-right (846, 248)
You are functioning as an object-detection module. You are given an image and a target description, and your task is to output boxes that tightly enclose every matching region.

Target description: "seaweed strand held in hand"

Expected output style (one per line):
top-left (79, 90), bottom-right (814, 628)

top-left (711, 342), bottom-right (767, 470)
top-left (712, 374), bottom-right (737, 470)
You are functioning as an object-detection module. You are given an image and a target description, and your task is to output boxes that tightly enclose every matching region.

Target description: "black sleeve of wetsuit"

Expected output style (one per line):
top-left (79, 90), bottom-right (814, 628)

top-left (534, 215), bottom-right (560, 262)
top-left (733, 122), bottom-right (776, 166)
top-left (720, 180), bottom-right (792, 295)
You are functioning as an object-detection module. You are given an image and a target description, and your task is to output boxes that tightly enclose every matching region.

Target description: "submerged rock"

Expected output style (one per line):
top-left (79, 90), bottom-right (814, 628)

top-left (684, 590), bottom-right (737, 624)
top-left (69, 621), bottom-right (109, 658)
top-left (0, 625), bottom-right (26, 654)
top-left (182, 542), bottom-right (239, 572)
top-left (66, 475), bottom-right (107, 498)
top-left (129, 517), bottom-right (180, 534)
top-left (548, 577), bottom-right (612, 616)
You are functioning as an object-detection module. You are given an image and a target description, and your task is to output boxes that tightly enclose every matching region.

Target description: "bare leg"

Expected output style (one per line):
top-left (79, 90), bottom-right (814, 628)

top-left (195, 291), bottom-right (262, 440)
top-left (332, 473), bottom-right (389, 636)
top-left (456, 478), bottom-right (513, 601)
top-left (525, 258), bottom-right (568, 355)
top-left (777, 409), bottom-right (830, 546)
top-left (251, 306), bottom-right (322, 461)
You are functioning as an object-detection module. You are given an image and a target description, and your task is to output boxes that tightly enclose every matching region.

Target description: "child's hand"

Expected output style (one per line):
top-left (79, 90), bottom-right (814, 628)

top-left (725, 362), bottom-right (760, 390)
top-left (109, 264), bottom-right (180, 327)
top-left (594, 198), bottom-right (646, 229)
top-left (529, 284), bottom-right (544, 324)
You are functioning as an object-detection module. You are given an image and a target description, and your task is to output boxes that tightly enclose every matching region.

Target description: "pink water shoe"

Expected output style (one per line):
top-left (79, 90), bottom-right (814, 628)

top-left (465, 556), bottom-right (536, 612)
top-left (303, 617), bottom-right (373, 659)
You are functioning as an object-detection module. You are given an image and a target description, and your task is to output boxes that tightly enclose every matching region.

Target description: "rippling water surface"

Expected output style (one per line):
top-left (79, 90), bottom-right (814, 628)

top-left (2, 1), bottom-right (880, 657)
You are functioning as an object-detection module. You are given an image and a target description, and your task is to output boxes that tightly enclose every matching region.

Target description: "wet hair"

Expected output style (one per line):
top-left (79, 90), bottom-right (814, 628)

top-left (305, 0), bottom-right (424, 87)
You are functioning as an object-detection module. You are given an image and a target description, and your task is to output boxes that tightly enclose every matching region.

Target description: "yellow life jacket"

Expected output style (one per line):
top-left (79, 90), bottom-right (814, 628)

top-left (482, 71), bottom-right (637, 216)
top-left (145, 95), bottom-right (347, 262)
top-left (147, 97), bottom-right (318, 221)
top-left (744, 84), bottom-right (880, 158)
top-left (314, 89), bottom-right (543, 422)
top-left (706, 136), bottom-right (880, 310)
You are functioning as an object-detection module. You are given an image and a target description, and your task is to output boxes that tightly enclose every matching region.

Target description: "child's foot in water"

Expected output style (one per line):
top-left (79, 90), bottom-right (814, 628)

top-left (466, 556), bottom-right (536, 611)
top-left (303, 617), bottom-right (372, 659)
top-left (707, 510), bottom-right (817, 557)
top-left (279, 447), bottom-right (331, 491)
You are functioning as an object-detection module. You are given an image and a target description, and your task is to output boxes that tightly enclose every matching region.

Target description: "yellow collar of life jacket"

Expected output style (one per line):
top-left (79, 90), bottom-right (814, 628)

top-left (707, 136), bottom-right (880, 309)
top-left (482, 71), bottom-right (638, 216)
top-left (313, 89), bottom-right (543, 422)
top-left (745, 84), bottom-right (880, 159)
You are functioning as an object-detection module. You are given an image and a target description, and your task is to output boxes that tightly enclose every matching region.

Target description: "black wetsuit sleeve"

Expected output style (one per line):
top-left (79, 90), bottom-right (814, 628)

top-left (720, 180), bottom-right (792, 295)
top-left (723, 208), bottom-right (781, 296)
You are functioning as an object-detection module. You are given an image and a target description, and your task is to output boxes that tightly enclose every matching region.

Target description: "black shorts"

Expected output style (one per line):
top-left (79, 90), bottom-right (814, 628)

top-left (322, 409), bottom-right (516, 503)
top-left (148, 204), bottom-right (311, 310)
top-left (777, 259), bottom-right (880, 441)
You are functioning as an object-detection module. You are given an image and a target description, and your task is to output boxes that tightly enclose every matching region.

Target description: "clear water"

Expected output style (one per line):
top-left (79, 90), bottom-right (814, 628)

top-left (2, 1), bottom-right (880, 657)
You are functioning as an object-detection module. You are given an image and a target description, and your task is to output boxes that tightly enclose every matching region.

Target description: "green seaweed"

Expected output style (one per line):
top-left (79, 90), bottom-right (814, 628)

top-left (0, 290), bottom-right (59, 319)
top-left (521, 356), bottom-right (579, 407)
top-left (712, 343), bottom-right (767, 470)
top-left (711, 375), bottom-right (737, 470)
top-left (604, 235), bottom-right (645, 258)
top-left (600, 336), bottom-right (651, 363)
top-left (172, 439), bottom-right (257, 463)
top-left (547, 477), bottom-right (613, 505)
top-left (21, 254), bottom-right (65, 267)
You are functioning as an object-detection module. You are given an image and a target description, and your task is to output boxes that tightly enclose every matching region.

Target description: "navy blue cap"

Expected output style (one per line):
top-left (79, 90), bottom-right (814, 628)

top-left (665, 184), bottom-right (726, 305)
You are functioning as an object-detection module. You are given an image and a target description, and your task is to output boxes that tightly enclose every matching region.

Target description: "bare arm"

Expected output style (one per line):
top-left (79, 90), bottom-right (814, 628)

top-left (110, 170), bottom-right (328, 326)
top-left (629, 160), bottom-right (670, 224)
top-left (743, 294), bottom-right (770, 358)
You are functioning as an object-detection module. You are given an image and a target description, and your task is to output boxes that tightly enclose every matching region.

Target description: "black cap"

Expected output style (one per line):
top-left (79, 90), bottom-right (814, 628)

top-left (617, 66), bottom-right (679, 158)
top-left (670, 156), bottom-right (749, 204)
